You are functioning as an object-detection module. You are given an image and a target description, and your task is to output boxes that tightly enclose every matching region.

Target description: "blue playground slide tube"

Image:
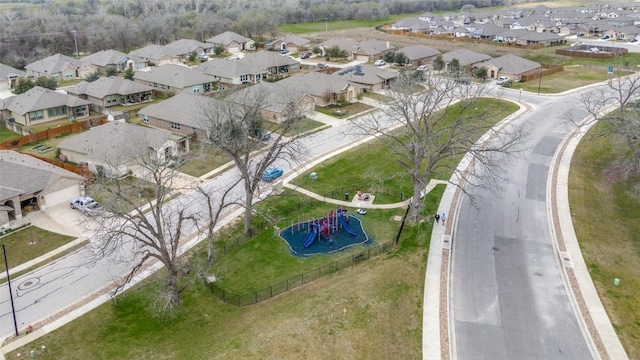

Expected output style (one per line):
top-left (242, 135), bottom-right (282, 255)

top-left (303, 224), bottom-right (318, 248)
top-left (338, 212), bottom-right (357, 236)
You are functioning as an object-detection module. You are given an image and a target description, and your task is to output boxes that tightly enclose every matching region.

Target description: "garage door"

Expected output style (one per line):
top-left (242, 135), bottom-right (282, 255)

top-left (43, 186), bottom-right (80, 208)
top-left (355, 54), bottom-right (370, 61)
top-left (228, 47), bottom-right (240, 53)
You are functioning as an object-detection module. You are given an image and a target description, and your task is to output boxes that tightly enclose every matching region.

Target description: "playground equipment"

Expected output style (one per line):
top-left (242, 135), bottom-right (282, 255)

top-left (301, 208), bottom-right (357, 248)
top-left (337, 210), bottom-right (357, 236)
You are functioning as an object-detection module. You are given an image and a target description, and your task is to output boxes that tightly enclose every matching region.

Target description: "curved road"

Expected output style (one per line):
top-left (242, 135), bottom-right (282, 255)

top-left (450, 88), bottom-right (596, 358)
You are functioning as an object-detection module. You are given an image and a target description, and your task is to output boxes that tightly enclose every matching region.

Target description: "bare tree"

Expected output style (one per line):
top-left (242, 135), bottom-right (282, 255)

top-left (577, 74), bottom-right (640, 177)
top-left (198, 83), bottom-right (308, 237)
top-left (353, 74), bottom-right (526, 223)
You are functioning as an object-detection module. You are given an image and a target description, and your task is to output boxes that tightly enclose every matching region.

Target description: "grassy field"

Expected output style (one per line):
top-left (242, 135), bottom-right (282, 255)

top-left (292, 98), bottom-right (519, 203)
top-left (279, 13), bottom-right (421, 34)
top-left (0, 127), bottom-right (20, 142)
top-left (569, 126), bottom-right (640, 359)
top-left (516, 66), bottom-right (633, 93)
top-left (0, 226), bottom-right (76, 273)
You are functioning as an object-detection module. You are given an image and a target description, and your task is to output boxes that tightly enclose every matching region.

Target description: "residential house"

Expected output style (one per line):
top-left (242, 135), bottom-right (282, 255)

top-left (391, 17), bottom-right (431, 33)
top-left (58, 121), bottom-right (180, 177)
top-left (129, 45), bottom-right (180, 66)
top-left (266, 34), bottom-right (311, 53)
top-left (194, 59), bottom-right (264, 88)
top-left (0, 63), bottom-right (27, 91)
top-left (278, 72), bottom-right (356, 107)
top-left (237, 51), bottom-right (300, 79)
top-left (613, 25), bottom-right (640, 40)
top-left (137, 92), bottom-right (214, 141)
top-left (25, 54), bottom-right (97, 80)
top-left (133, 64), bottom-right (218, 94)
top-left (80, 50), bottom-right (147, 73)
top-left (66, 77), bottom-right (155, 114)
top-left (163, 39), bottom-right (213, 60)
top-left (396, 45), bottom-right (440, 66)
top-left (442, 49), bottom-right (492, 72)
top-left (318, 38), bottom-right (359, 58)
top-left (483, 54), bottom-right (541, 80)
top-left (0, 150), bottom-right (84, 229)
top-left (206, 31), bottom-right (256, 53)
top-left (467, 23), bottom-right (507, 40)
top-left (331, 64), bottom-right (398, 91)
top-left (0, 86), bottom-right (91, 130)
top-left (352, 39), bottom-right (392, 62)
top-left (227, 81), bottom-right (315, 123)
top-left (515, 31), bottom-right (565, 46)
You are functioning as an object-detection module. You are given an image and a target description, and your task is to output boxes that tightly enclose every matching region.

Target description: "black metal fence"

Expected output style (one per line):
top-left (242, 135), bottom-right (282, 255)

top-left (206, 241), bottom-right (395, 306)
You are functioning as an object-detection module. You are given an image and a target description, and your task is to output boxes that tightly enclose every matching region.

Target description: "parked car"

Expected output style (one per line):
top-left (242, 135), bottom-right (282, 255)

top-left (496, 76), bottom-right (511, 85)
top-left (374, 59), bottom-right (386, 66)
top-left (576, 33), bottom-right (584, 38)
top-left (416, 65), bottom-right (429, 71)
top-left (601, 35), bottom-right (610, 40)
top-left (197, 53), bottom-right (208, 61)
top-left (280, 49), bottom-right (289, 54)
top-left (455, 77), bottom-right (471, 85)
top-left (300, 51), bottom-right (312, 59)
top-left (70, 196), bottom-right (102, 216)
top-left (631, 39), bottom-right (638, 43)
top-left (262, 167), bottom-right (283, 182)
top-left (317, 62), bottom-right (328, 69)
top-left (226, 55), bottom-right (239, 61)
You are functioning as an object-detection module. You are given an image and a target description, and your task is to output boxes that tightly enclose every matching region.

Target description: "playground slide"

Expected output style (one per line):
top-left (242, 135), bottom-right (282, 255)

top-left (303, 223), bottom-right (318, 248)
top-left (337, 212), bottom-right (357, 236)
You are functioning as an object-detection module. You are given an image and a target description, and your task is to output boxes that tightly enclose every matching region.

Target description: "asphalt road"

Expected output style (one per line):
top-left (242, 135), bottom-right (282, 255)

top-left (450, 87), bottom-right (596, 359)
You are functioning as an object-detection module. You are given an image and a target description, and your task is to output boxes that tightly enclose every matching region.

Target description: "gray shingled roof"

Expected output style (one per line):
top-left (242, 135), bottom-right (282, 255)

top-left (138, 92), bottom-right (218, 130)
top-left (397, 44), bottom-right (441, 61)
top-left (6, 86), bottom-right (91, 115)
top-left (0, 63), bottom-right (27, 78)
top-left (238, 51), bottom-right (299, 69)
top-left (278, 72), bottom-right (351, 97)
top-left (488, 54), bottom-right (541, 74)
top-left (0, 150), bottom-right (83, 201)
top-left (66, 77), bottom-right (155, 99)
top-left (58, 121), bottom-right (173, 165)
top-left (320, 38), bottom-right (359, 53)
top-left (392, 17), bottom-right (431, 31)
top-left (163, 39), bottom-right (210, 56)
top-left (25, 54), bottom-right (86, 74)
top-left (206, 31), bottom-right (251, 45)
top-left (519, 32), bottom-right (564, 41)
top-left (282, 33), bottom-right (310, 46)
top-left (228, 81), bottom-right (308, 114)
top-left (81, 50), bottom-right (129, 67)
top-left (129, 45), bottom-right (169, 61)
top-left (133, 64), bottom-right (218, 88)
top-left (195, 59), bottom-right (263, 78)
top-left (442, 49), bottom-right (492, 66)
top-left (331, 64), bottom-right (398, 86)
top-left (355, 39), bottom-right (390, 55)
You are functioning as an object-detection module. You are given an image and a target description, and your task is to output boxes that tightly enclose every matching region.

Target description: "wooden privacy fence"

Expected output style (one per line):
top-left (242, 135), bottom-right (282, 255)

top-left (30, 154), bottom-right (94, 183)
top-left (0, 117), bottom-right (106, 150)
top-left (206, 241), bottom-right (395, 306)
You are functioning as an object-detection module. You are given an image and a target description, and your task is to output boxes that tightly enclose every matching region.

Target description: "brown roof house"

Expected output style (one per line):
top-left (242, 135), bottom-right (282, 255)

top-left (0, 149), bottom-right (84, 229)
top-left (352, 39), bottom-right (393, 62)
top-left (266, 34), bottom-right (311, 53)
top-left (133, 64), bottom-right (218, 94)
top-left (206, 31), bottom-right (256, 53)
top-left (58, 121), bottom-right (180, 177)
top-left (278, 72), bottom-right (356, 107)
top-left (137, 92), bottom-right (216, 142)
top-left (80, 49), bottom-right (147, 73)
top-left (396, 45), bottom-right (441, 66)
top-left (483, 54), bottom-right (541, 81)
top-left (237, 51), bottom-right (300, 79)
top-left (0, 86), bottom-right (91, 129)
top-left (0, 63), bottom-right (28, 91)
top-left (25, 54), bottom-right (97, 80)
top-left (332, 64), bottom-right (398, 91)
top-left (227, 81), bottom-right (315, 123)
top-left (66, 77), bottom-right (155, 114)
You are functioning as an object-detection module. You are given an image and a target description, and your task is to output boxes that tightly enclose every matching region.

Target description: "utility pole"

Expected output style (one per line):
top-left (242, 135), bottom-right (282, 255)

top-left (325, 18), bottom-right (328, 32)
top-left (537, 65), bottom-right (542, 95)
top-left (72, 30), bottom-right (79, 58)
top-left (2, 244), bottom-right (19, 337)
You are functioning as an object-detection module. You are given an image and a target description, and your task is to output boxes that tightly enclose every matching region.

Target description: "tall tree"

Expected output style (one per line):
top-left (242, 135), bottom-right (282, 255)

top-left (199, 85), bottom-right (307, 237)
top-left (352, 74), bottom-right (527, 222)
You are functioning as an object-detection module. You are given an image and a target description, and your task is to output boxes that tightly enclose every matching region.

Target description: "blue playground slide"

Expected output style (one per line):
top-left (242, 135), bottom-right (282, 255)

top-left (303, 223), bottom-right (319, 248)
top-left (338, 212), bottom-right (357, 236)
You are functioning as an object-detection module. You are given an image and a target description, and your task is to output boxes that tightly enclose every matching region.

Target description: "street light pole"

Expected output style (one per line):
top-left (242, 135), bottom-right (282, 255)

top-left (537, 65), bottom-right (543, 95)
top-left (325, 18), bottom-right (328, 32)
top-left (2, 244), bottom-right (19, 337)
top-left (72, 30), bottom-right (79, 58)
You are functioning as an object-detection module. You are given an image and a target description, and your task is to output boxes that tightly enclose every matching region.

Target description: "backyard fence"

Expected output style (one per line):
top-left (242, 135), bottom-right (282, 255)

top-left (0, 117), bottom-right (107, 149)
top-left (206, 240), bottom-right (395, 306)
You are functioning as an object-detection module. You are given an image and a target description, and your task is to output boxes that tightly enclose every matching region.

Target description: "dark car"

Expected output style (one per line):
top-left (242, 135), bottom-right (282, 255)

top-left (300, 51), bottom-right (312, 59)
top-left (262, 167), bottom-right (283, 182)
top-left (455, 77), bottom-right (471, 85)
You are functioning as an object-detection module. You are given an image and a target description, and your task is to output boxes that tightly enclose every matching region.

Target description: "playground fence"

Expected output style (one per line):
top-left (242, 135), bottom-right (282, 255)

top-left (206, 240), bottom-right (396, 306)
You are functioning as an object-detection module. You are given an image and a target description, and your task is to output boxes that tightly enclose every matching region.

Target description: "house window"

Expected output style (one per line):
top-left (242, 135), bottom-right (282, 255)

top-left (170, 122), bottom-right (181, 130)
top-left (106, 95), bottom-right (118, 104)
top-left (192, 86), bottom-right (201, 93)
top-left (150, 82), bottom-right (158, 88)
top-left (65, 72), bottom-right (74, 78)
top-left (240, 74), bottom-right (249, 83)
top-left (29, 110), bottom-right (44, 121)
top-left (142, 116), bottom-right (149, 123)
top-left (47, 106), bottom-right (67, 117)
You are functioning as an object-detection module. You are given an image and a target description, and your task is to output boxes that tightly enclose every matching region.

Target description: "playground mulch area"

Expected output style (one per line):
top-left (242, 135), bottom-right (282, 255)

top-left (280, 216), bottom-right (370, 256)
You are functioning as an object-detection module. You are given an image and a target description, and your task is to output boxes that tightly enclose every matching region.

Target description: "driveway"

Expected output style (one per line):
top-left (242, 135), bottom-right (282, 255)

top-left (28, 202), bottom-right (86, 238)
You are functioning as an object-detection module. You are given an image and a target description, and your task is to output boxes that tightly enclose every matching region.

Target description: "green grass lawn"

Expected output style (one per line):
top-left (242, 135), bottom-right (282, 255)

top-left (516, 66), bottom-right (633, 94)
top-left (0, 226), bottom-right (76, 273)
top-left (569, 126), bottom-right (640, 359)
top-left (0, 126), bottom-right (20, 142)
top-left (293, 98), bottom-right (519, 203)
top-left (177, 142), bottom-right (232, 177)
top-left (315, 102), bottom-right (374, 118)
top-left (279, 13), bottom-right (421, 34)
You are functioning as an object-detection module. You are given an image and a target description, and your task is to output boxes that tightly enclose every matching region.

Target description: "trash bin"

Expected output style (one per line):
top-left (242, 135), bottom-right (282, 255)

top-left (344, 193), bottom-right (349, 200)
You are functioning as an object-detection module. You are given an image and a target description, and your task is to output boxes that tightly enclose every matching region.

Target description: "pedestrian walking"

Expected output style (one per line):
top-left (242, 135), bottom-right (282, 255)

top-left (435, 213), bottom-right (440, 224)
top-left (442, 212), bottom-right (447, 225)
